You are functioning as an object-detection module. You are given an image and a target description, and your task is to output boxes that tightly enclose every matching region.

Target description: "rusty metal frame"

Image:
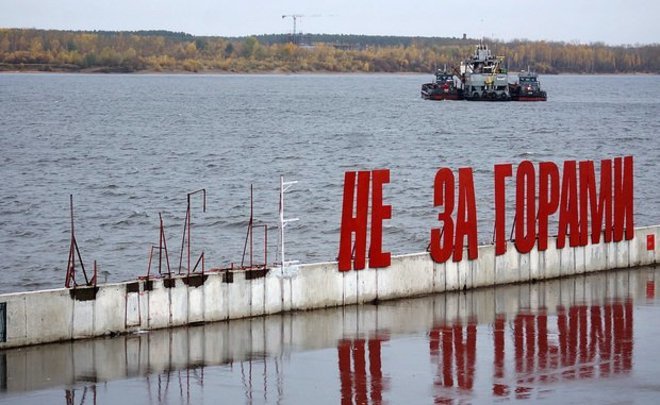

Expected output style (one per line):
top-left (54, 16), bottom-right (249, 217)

top-left (178, 189), bottom-right (206, 276)
top-left (65, 195), bottom-right (94, 289)
top-left (241, 185), bottom-right (269, 270)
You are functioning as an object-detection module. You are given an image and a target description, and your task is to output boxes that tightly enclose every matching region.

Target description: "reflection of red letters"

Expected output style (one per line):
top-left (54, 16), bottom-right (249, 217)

top-left (337, 336), bottom-right (388, 405)
top-left (429, 320), bottom-right (477, 402)
top-left (430, 168), bottom-right (478, 263)
top-left (338, 169), bottom-right (391, 271)
top-left (494, 301), bottom-right (633, 399)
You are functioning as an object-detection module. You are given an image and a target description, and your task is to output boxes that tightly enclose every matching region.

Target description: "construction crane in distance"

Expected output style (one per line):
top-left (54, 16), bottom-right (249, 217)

top-left (281, 14), bottom-right (322, 44)
top-left (281, 14), bottom-right (304, 38)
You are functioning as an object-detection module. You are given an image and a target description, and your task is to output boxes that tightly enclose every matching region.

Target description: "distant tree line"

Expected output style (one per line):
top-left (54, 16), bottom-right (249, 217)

top-left (0, 29), bottom-right (657, 74)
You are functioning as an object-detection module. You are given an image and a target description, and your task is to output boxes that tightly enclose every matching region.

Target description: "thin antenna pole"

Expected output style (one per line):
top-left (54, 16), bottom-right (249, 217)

top-left (279, 176), bottom-right (284, 270)
top-left (250, 185), bottom-right (254, 267)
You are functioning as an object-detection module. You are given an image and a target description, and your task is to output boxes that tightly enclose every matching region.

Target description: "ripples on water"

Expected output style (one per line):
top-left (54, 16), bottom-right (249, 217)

top-left (1, 74), bottom-right (659, 292)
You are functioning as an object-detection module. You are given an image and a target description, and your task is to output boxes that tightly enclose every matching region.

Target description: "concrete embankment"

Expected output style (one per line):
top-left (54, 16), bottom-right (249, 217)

top-left (0, 226), bottom-right (657, 349)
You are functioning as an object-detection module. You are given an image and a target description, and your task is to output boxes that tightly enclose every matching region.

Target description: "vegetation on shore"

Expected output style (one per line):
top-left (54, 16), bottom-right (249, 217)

top-left (1, 28), bottom-right (658, 74)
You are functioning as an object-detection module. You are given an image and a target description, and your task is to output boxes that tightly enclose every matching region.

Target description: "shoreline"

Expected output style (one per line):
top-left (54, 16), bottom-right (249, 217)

top-left (1, 67), bottom-right (658, 76)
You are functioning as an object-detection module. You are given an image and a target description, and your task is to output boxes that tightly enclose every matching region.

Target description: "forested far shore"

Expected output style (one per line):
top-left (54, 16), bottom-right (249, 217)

top-left (1, 29), bottom-right (658, 74)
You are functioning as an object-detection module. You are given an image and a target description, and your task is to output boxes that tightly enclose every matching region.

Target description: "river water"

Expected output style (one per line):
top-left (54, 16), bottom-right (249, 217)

top-left (1, 74), bottom-right (659, 293)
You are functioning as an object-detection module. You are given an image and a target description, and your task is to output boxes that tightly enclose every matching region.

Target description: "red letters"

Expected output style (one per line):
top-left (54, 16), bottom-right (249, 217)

top-left (455, 168), bottom-right (478, 261)
top-left (337, 155), bottom-right (635, 272)
top-left (515, 161), bottom-right (536, 254)
top-left (369, 169), bottom-right (392, 268)
top-left (430, 168), bottom-right (478, 263)
top-left (430, 168), bottom-right (455, 263)
top-left (537, 162), bottom-right (559, 251)
top-left (613, 156), bottom-right (634, 242)
top-left (494, 164), bottom-right (513, 255)
top-left (557, 160), bottom-right (580, 249)
top-left (338, 169), bottom-right (391, 272)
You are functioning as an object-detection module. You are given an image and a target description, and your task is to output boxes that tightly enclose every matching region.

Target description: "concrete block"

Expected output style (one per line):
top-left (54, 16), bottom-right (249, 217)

top-left (432, 261), bottom-right (446, 293)
top-left (495, 243), bottom-right (519, 285)
top-left (23, 289), bottom-right (73, 344)
top-left (249, 276), bottom-right (266, 317)
top-left (575, 246), bottom-right (586, 274)
top-left (606, 240), bottom-right (617, 270)
top-left (343, 269), bottom-right (358, 306)
top-left (615, 240), bottom-right (630, 269)
top-left (444, 260), bottom-right (459, 292)
top-left (559, 246), bottom-right (575, 277)
top-left (203, 274), bottom-right (226, 322)
top-left (147, 281), bottom-right (170, 329)
top-left (631, 228), bottom-right (654, 267)
top-left (227, 272), bottom-right (251, 319)
top-left (474, 245), bottom-right (495, 288)
top-left (72, 300), bottom-right (95, 339)
top-left (357, 267), bottom-right (378, 304)
top-left (519, 252), bottom-right (531, 283)
top-left (457, 254), bottom-right (472, 291)
top-left (5, 295), bottom-right (27, 341)
top-left (377, 253), bottom-right (433, 300)
top-left (529, 246), bottom-right (541, 281)
top-left (585, 240), bottom-right (607, 273)
top-left (281, 276), bottom-right (293, 312)
top-left (291, 263), bottom-right (343, 311)
top-left (94, 284), bottom-right (127, 334)
top-left (187, 284), bottom-right (205, 323)
top-left (543, 240), bottom-right (561, 279)
top-left (263, 271), bottom-right (283, 315)
top-left (168, 281), bottom-right (188, 326)
top-left (124, 292), bottom-right (141, 328)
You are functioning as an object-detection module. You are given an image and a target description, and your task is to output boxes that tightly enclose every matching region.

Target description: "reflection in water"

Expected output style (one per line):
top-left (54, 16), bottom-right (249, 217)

top-left (338, 335), bottom-right (389, 405)
top-left (493, 300), bottom-right (633, 400)
top-left (429, 320), bottom-right (477, 403)
top-left (0, 267), bottom-right (658, 404)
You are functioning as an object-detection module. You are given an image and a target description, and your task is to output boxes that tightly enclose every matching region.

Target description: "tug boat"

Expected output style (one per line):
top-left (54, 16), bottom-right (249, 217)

top-left (421, 69), bottom-right (463, 100)
top-left (509, 70), bottom-right (547, 101)
top-left (459, 43), bottom-right (510, 101)
top-left (420, 43), bottom-right (548, 102)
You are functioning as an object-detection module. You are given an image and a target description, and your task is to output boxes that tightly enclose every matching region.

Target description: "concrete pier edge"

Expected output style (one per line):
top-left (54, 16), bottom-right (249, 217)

top-left (1, 225), bottom-right (657, 349)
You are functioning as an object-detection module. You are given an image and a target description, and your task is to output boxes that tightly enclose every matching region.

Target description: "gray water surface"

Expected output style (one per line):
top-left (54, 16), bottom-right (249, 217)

top-left (1, 74), bottom-right (659, 293)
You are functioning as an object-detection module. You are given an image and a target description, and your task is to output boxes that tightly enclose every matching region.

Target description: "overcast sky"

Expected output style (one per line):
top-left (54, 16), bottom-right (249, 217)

top-left (1, 0), bottom-right (658, 45)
